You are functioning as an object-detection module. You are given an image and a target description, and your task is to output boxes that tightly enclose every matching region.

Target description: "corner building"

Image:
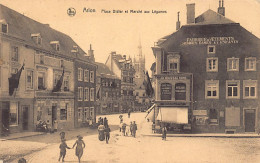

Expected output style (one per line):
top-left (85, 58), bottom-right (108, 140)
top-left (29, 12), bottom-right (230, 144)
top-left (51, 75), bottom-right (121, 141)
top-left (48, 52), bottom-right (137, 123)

top-left (152, 3), bottom-right (260, 133)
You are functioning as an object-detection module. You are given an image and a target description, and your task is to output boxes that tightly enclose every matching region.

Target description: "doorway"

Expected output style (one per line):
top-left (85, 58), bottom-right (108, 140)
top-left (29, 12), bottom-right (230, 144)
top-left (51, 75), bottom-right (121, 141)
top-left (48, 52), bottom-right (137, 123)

top-left (22, 106), bottom-right (29, 130)
top-left (245, 109), bottom-right (255, 132)
top-left (52, 105), bottom-right (57, 126)
top-left (2, 102), bottom-right (10, 130)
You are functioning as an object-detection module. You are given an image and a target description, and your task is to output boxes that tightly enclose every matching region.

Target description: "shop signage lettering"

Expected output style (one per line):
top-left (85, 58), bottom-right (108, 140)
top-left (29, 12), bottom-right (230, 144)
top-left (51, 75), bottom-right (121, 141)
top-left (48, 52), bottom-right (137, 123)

top-left (181, 37), bottom-right (239, 46)
top-left (161, 83), bottom-right (172, 100)
top-left (193, 110), bottom-right (207, 116)
top-left (160, 76), bottom-right (187, 80)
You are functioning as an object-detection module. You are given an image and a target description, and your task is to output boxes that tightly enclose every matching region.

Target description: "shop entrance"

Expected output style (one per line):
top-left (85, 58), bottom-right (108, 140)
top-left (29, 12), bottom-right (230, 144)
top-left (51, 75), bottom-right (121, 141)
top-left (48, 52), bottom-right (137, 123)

top-left (245, 109), bottom-right (255, 132)
top-left (22, 106), bottom-right (29, 130)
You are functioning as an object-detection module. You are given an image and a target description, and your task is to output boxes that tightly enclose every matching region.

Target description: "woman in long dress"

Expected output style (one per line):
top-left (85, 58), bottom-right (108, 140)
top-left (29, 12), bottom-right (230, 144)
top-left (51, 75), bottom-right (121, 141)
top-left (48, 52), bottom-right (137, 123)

top-left (73, 135), bottom-right (85, 162)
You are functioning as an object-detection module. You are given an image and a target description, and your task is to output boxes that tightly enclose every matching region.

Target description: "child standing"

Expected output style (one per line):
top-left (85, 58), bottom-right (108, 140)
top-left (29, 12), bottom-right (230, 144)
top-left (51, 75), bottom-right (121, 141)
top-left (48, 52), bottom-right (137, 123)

top-left (58, 139), bottom-right (71, 162)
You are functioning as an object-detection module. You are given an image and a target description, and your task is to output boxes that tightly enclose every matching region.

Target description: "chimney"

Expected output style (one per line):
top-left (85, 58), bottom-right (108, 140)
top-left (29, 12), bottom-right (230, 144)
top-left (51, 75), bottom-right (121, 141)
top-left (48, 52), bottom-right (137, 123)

top-left (186, 3), bottom-right (195, 24)
top-left (123, 55), bottom-right (126, 60)
top-left (176, 11), bottom-right (181, 30)
top-left (218, 0), bottom-right (225, 16)
top-left (88, 44), bottom-right (95, 62)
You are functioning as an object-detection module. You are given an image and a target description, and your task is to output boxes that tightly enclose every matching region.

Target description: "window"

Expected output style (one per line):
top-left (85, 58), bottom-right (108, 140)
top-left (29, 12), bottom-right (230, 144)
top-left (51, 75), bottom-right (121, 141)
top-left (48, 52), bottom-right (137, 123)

top-left (78, 107), bottom-right (82, 121)
top-left (83, 107), bottom-right (89, 121)
top-left (205, 80), bottom-right (219, 99)
top-left (50, 41), bottom-right (60, 51)
top-left (26, 70), bottom-right (33, 89)
top-left (31, 34), bottom-right (42, 45)
top-left (244, 80), bottom-right (257, 99)
top-left (90, 107), bottom-right (94, 118)
top-left (84, 87), bottom-right (89, 101)
top-left (11, 46), bottom-right (19, 61)
top-left (209, 108), bottom-right (218, 124)
top-left (207, 58), bottom-right (218, 72)
top-left (226, 80), bottom-right (240, 99)
top-left (90, 88), bottom-right (95, 101)
top-left (78, 87), bottom-right (83, 101)
top-left (60, 104), bottom-right (68, 120)
top-left (167, 54), bottom-right (180, 72)
top-left (245, 57), bottom-right (256, 71)
top-left (78, 68), bottom-right (83, 81)
top-left (10, 102), bottom-right (18, 126)
top-left (37, 106), bottom-right (42, 121)
top-left (54, 73), bottom-right (61, 86)
top-left (90, 71), bottom-right (94, 83)
top-left (227, 58), bottom-right (239, 71)
top-left (84, 70), bottom-right (89, 82)
top-left (207, 45), bottom-right (215, 54)
top-left (38, 72), bottom-right (45, 90)
top-left (40, 55), bottom-right (44, 64)
top-left (175, 83), bottom-right (186, 100)
top-left (63, 76), bottom-right (69, 91)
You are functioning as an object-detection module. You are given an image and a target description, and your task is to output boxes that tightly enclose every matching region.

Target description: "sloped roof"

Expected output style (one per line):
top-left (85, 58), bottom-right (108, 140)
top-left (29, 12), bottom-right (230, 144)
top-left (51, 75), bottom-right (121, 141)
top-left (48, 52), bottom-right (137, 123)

top-left (194, 9), bottom-right (235, 25)
top-left (96, 62), bottom-right (118, 79)
top-left (0, 4), bottom-right (89, 61)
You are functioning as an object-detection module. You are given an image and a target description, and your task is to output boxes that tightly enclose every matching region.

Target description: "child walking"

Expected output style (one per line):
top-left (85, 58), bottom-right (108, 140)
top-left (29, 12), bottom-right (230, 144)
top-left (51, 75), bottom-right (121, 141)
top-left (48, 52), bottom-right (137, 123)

top-left (58, 139), bottom-right (71, 162)
top-left (73, 135), bottom-right (85, 162)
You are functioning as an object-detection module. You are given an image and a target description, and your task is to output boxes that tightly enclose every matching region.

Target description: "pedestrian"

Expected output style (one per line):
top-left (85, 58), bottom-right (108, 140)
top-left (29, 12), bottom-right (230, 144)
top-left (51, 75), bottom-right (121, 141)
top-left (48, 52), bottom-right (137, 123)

top-left (60, 131), bottom-right (65, 141)
top-left (104, 117), bottom-right (108, 128)
top-left (53, 119), bottom-right (58, 132)
top-left (130, 121), bottom-right (133, 136)
top-left (128, 109), bottom-right (131, 118)
top-left (58, 139), bottom-right (71, 162)
top-left (73, 135), bottom-right (85, 163)
top-left (132, 121), bottom-right (137, 138)
top-left (162, 126), bottom-right (167, 140)
top-left (122, 123), bottom-right (126, 136)
top-left (104, 125), bottom-right (111, 144)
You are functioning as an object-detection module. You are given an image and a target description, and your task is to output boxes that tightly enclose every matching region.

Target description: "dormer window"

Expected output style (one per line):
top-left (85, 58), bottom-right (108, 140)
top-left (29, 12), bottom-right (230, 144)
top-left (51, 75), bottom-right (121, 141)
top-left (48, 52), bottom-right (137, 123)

top-left (71, 45), bottom-right (78, 53)
top-left (167, 53), bottom-right (180, 73)
top-left (31, 33), bottom-right (42, 45)
top-left (0, 19), bottom-right (8, 33)
top-left (50, 41), bottom-right (60, 51)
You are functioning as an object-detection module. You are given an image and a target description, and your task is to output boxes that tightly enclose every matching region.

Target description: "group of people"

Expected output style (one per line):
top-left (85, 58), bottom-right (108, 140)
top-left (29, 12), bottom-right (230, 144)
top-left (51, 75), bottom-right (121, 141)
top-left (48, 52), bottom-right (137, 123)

top-left (119, 115), bottom-right (138, 137)
top-left (58, 133), bottom-right (86, 162)
top-left (97, 117), bottom-right (111, 144)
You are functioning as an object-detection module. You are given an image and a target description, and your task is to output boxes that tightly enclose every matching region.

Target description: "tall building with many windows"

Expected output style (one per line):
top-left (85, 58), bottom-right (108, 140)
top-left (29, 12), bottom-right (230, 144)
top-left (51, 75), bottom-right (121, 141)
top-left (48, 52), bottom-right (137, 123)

top-left (151, 2), bottom-right (260, 133)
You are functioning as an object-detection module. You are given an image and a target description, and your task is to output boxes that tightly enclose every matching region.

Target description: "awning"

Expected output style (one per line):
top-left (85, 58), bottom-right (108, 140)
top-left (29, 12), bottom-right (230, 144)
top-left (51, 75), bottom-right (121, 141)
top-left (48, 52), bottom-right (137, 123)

top-left (145, 104), bottom-right (157, 121)
top-left (156, 107), bottom-right (188, 124)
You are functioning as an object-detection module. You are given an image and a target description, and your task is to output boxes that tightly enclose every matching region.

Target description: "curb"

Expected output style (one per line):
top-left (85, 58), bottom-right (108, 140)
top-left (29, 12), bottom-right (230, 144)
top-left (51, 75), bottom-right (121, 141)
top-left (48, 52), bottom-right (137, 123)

top-left (0, 132), bottom-right (45, 141)
top-left (141, 134), bottom-right (260, 138)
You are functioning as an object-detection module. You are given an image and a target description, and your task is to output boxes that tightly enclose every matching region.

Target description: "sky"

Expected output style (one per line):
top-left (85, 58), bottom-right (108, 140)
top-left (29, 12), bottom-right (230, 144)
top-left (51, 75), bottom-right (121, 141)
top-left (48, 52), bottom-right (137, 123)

top-left (1, 0), bottom-right (260, 72)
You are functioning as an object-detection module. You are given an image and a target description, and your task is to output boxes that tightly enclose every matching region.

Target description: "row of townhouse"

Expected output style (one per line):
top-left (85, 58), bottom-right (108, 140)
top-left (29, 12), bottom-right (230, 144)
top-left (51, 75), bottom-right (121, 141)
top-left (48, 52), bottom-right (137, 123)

top-left (0, 4), bottom-right (96, 135)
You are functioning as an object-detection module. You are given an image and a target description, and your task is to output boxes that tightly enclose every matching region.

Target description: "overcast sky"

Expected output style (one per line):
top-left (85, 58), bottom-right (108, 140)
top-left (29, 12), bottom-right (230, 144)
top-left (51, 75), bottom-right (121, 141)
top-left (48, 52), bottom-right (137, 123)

top-left (1, 0), bottom-right (260, 71)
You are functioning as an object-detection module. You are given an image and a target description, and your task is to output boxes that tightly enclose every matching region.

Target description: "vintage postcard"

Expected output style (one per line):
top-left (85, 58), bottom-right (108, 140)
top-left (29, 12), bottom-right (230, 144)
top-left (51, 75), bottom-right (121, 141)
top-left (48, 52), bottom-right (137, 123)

top-left (0, 0), bottom-right (260, 162)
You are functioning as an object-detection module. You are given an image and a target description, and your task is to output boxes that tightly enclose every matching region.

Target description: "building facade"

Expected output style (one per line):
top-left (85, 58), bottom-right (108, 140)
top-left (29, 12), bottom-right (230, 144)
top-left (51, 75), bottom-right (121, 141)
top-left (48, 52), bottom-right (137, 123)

top-left (105, 52), bottom-right (135, 112)
top-left (0, 4), bottom-right (94, 134)
top-left (151, 2), bottom-right (260, 133)
top-left (95, 62), bottom-right (121, 115)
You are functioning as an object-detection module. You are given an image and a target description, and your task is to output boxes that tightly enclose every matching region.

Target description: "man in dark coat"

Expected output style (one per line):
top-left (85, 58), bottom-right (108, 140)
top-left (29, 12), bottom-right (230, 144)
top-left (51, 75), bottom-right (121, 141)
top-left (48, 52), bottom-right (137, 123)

top-left (132, 121), bottom-right (137, 138)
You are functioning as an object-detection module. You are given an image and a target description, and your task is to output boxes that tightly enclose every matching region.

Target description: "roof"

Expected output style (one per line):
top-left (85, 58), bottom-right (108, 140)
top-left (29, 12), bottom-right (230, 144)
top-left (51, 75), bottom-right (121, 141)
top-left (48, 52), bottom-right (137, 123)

top-left (96, 62), bottom-right (118, 79)
top-left (0, 4), bottom-right (90, 62)
top-left (194, 9), bottom-right (235, 25)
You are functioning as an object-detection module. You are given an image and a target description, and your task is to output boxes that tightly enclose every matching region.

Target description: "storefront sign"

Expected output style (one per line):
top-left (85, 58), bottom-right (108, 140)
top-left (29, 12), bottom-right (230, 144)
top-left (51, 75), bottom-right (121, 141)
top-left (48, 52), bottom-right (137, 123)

top-left (181, 37), bottom-right (239, 46)
top-left (175, 83), bottom-right (186, 100)
top-left (159, 76), bottom-right (188, 80)
top-left (193, 110), bottom-right (207, 116)
top-left (161, 83), bottom-right (172, 100)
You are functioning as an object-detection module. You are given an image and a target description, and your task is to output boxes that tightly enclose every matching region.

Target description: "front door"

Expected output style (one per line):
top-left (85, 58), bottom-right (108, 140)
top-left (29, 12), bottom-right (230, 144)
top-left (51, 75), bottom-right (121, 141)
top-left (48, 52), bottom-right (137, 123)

top-left (245, 109), bottom-right (255, 132)
top-left (2, 102), bottom-right (10, 130)
top-left (22, 106), bottom-right (29, 130)
top-left (52, 105), bottom-right (57, 126)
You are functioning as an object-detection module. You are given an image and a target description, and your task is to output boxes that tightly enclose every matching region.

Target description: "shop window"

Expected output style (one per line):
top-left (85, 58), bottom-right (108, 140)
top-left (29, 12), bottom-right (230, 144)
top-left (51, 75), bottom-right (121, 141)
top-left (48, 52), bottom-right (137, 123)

top-left (63, 76), bottom-right (69, 91)
top-left (161, 83), bottom-right (172, 100)
top-left (207, 45), bottom-right (215, 54)
top-left (205, 80), bottom-right (219, 99)
top-left (90, 88), bottom-right (95, 101)
top-left (225, 107), bottom-right (240, 126)
top-left (78, 87), bottom-right (83, 101)
top-left (38, 72), bottom-right (45, 90)
top-left (84, 69), bottom-right (89, 82)
top-left (243, 80), bottom-right (257, 99)
top-left (78, 107), bottom-right (82, 121)
top-left (90, 71), bottom-right (94, 83)
top-left (10, 102), bottom-right (18, 126)
top-left (226, 80), bottom-right (240, 99)
top-left (11, 46), bottom-right (19, 62)
top-left (227, 58), bottom-right (239, 71)
top-left (78, 68), bottom-right (83, 81)
top-left (207, 58), bottom-right (218, 72)
top-left (167, 54), bottom-right (180, 73)
top-left (26, 70), bottom-right (33, 89)
top-left (175, 83), bottom-right (186, 100)
top-left (209, 108), bottom-right (218, 124)
top-left (60, 105), bottom-right (68, 120)
top-left (245, 57), bottom-right (256, 71)
top-left (84, 87), bottom-right (89, 101)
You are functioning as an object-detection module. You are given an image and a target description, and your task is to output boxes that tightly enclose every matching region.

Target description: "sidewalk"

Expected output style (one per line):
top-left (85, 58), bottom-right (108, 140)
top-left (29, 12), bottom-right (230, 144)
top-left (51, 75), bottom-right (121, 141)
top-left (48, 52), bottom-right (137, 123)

top-left (140, 121), bottom-right (260, 138)
top-left (0, 131), bottom-right (44, 141)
